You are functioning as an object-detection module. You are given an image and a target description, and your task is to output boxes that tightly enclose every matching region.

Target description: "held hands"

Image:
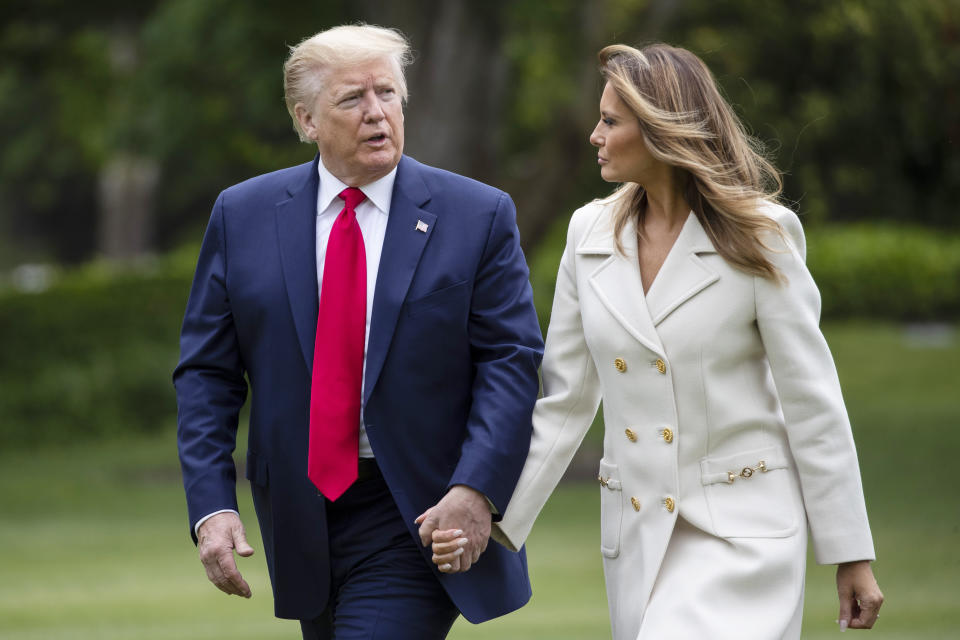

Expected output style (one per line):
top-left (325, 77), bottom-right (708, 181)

top-left (415, 484), bottom-right (491, 574)
top-left (836, 560), bottom-right (884, 631)
top-left (197, 512), bottom-right (255, 598)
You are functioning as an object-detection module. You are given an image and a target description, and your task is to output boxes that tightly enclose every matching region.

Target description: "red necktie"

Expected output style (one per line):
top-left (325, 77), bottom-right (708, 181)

top-left (308, 187), bottom-right (367, 500)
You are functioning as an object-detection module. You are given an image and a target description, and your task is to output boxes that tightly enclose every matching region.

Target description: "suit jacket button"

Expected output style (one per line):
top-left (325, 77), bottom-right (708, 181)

top-left (614, 357), bottom-right (627, 373)
top-left (631, 497), bottom-right (641, 512)
top-left (625, 428), bottom-right (637, 442)
top-left (661, 427), bottom-right (674, 443)
top-left (664, 496), bottom-right (676, 513)
top-left (655, 359), bottom-right (667, 375)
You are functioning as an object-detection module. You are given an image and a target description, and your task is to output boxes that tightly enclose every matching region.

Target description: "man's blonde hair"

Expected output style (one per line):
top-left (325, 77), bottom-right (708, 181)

top-left (283, 24), bottom-right (413, 142)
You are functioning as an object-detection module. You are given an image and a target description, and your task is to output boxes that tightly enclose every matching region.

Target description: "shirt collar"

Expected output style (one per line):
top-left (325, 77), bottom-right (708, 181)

top-left (317, 158), bottom-right (396, 215)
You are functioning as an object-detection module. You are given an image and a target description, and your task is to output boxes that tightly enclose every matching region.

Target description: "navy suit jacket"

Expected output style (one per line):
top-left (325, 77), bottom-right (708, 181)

top-left (174, 154), bottom-right (544, 622)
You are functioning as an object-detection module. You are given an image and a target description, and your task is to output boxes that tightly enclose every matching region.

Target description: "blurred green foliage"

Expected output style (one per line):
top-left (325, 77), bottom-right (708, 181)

top-left (3, 221), bottom-right (957, 447)
top-left (529, 217), bottom-right (960, 336)
top-left (0, 247), bottom-right (195, 446)
top-left (807, 224), bottom-right (960, 319)
top-left (1, 0), bottom-right (957, 265)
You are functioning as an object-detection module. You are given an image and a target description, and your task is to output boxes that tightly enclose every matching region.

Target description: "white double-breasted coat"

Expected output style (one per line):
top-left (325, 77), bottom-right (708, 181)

top-left (493, 197), bottom-right (875, 639)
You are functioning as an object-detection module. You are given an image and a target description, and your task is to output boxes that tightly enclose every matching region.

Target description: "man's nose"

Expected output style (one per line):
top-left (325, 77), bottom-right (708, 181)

top-left (362, 92), bottom-right (386, 122)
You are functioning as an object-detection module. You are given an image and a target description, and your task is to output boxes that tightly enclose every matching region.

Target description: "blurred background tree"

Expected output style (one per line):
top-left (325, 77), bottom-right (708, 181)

top-left (1, 0), bottom-right (959, 446)
top-left (1, 0), bottom-right (957, 267)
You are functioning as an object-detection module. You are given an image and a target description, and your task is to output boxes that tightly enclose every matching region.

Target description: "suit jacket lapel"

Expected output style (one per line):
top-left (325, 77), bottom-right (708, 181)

top-left (645, 212), bottom-right (719, 326)
top-left (276, 156), bottom-right (321, 373)
top-left (580, 208), bottom-right (666, 358)
top-left (364, 156), bottom-right (435, 404)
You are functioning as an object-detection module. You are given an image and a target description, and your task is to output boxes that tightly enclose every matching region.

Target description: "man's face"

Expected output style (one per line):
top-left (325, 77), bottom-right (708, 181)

top-left (297, 58), bottom-right (405, 186)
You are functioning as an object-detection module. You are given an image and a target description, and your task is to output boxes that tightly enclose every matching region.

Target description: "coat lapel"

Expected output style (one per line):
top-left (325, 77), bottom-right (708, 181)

top-left (644, 212), bottom-right (719, 326)
top-left (580, 207), bottom-right (666, 358)
top-left (363, 156), bottom-right (435, 404)
top-left (275, 156), bottom-right (321, 373)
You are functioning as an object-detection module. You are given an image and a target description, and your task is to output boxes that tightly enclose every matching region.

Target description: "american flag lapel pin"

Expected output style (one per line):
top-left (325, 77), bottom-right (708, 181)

top-left (416, 220), bottom-right (429, 233)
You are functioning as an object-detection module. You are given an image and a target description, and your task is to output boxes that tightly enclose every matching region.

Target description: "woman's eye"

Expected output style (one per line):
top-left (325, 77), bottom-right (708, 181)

top-left (603, 118), bottom-right (615, 126)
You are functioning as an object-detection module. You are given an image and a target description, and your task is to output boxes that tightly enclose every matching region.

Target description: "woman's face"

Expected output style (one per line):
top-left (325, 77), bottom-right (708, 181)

top-left (590, 82), bottom-right (657, 184)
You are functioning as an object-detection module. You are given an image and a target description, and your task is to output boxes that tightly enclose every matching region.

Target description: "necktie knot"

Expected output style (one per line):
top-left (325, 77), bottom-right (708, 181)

top-left (338, 187), bottom-right (366, 211)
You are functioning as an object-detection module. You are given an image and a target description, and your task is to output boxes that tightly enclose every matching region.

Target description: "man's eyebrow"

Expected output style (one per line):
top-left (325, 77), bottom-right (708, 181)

top-left (331, 85), bottom-right (364, 100)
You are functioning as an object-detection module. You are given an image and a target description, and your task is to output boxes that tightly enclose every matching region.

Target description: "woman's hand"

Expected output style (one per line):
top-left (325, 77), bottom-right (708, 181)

top-left (427, 528), bottom-right (470, 573)
top-left (836, 560), bottom-right (883, 630)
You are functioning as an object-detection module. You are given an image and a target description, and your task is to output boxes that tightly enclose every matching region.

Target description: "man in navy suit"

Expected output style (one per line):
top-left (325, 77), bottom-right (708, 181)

top-left (174, 23), bottom-right (543, 640)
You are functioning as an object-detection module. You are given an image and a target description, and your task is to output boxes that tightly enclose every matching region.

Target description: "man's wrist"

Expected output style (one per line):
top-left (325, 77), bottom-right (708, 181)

top-left (195, 509), bottom-right (240, 537)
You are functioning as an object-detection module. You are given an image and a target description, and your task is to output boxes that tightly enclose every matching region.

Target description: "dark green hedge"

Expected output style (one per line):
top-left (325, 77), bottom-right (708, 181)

top-left (529, 221), bottom-right (960, 333)
top-left (0, 249), bottom-right (195, 447)
top-left (2, 223), bottom-right (957, 447)
top-left (806, 225), bottom-right (960, 320)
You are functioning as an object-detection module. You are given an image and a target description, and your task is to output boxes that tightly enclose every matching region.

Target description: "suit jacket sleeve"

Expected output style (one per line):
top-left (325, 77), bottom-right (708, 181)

top-left (446, 193), bottom-right (544, 517)
top-left (173, 192), bottom-right (248, 542)
top-left (755, 207), bottom-right (875, 564)
top-left (491, 207), bottom-right (602, 550)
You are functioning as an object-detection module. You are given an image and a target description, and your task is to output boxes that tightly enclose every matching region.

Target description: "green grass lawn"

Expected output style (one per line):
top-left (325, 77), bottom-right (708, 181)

top-left (0, 322), bottom-right (957, 639)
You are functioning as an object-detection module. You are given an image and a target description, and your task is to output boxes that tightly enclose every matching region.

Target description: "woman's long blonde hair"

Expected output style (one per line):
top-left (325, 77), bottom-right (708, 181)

top-left (600, 43), bottom-right (785, 280)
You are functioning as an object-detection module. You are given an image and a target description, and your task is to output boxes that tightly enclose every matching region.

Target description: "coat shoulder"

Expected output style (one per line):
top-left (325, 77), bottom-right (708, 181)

top-left (218, 159), bottom-right (315, 206)
top-left (757, 200), bottom-right (806, 261)
top-left (404, 156), bottom-right (507, 208)
top-left (566, 194), bottom-right (619, 249)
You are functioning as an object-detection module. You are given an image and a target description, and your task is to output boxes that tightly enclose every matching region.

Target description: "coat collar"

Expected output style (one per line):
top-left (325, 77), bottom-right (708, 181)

top-left (577, 201), bottom-right (720, 355)
top-left (362, 155), bottom-right (435, 403)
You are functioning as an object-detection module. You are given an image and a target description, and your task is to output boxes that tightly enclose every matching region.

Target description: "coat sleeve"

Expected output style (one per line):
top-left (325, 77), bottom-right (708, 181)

top-left (173, 192), bottom-right (248, 543)
top-left (446, 193), bottom-right (545, 516)
top-left (755, 206), bottom-right (875, 564)
top-left (491, 209), bottom-right (602, 551)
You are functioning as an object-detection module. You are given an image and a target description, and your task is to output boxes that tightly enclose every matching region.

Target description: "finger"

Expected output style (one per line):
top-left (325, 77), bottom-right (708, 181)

top-left (418, 514), bottom-right (440, 547)
top-left (233, 526), bottom-right (255, 558)
top-left (850, 594), bottom-right (883, 629)
top-left (438, 555), bottom-right (462, 574)
top-left (431, 528), bottom-right (464, 543)
top-left (836, 583), bottom-right (854, 632)
top-left (414, 511), bottom-right (427, 525)
top-left (202, 554), bottom-right (231, 594)
top-left (217, 550), bottom-right (250, 597)
top-left (432, 546), bottom-right (465, 566)
top-left (432, 537), bottom-right (469, 555)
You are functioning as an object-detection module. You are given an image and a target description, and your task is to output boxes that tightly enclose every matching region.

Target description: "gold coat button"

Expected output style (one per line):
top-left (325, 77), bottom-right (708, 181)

top-left (625, 428), bottom-right (637, 442)
top-left (614, 358), bottom-right (627, 373)
top-left (662, 427), bottom-right (674, 443)
top-left (664, 496), bottom-right (676, 513)
top-left (631, 497), bottom-right (641, 512)
top-left (655, 359), bottom-right (667, 375)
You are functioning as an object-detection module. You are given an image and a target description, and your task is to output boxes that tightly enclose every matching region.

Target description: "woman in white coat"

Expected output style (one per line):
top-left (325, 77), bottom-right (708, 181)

top-left (430, 43), bottom-right (883, 638)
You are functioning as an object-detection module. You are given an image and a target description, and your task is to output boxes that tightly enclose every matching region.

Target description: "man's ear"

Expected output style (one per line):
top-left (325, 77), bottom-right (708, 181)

top-left (294, 102), bottom-right (317, 140)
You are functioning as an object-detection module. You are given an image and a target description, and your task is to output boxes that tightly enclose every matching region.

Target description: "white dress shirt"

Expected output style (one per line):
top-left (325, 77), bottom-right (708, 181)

top-left (195, 159), bottom-right (395, 536)
top-left (315, 158), bottom-right (394, 458)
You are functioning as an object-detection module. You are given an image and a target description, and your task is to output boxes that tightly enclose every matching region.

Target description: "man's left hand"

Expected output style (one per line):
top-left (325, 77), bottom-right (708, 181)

top-left (415, 485), bottom-right (491, 573)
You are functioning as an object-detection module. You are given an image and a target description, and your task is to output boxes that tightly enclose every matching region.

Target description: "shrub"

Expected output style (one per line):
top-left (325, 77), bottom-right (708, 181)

top-left (806, 224), bottom-right (960, 320)
top-left (0, 249), bottom-right (196, 446)
top-left (528, 219), bottom-right (960, 327)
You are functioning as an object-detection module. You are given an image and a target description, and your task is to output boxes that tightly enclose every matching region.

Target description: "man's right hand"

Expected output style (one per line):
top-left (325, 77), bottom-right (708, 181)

top-left (197, 512), bottom-right (255, 598)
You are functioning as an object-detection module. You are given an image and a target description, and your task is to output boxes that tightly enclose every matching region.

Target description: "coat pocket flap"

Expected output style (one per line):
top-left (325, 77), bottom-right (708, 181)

top-left (598, 458), bottom-right (622, 491)
top-left (245, 450), bottom-right (269, 487)
top-left (700, 446), bottom-right (789, 486)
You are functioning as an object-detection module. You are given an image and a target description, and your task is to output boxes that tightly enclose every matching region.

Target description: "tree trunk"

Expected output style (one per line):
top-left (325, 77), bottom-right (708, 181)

top-left (97, 154), bottom-right (159, 260)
